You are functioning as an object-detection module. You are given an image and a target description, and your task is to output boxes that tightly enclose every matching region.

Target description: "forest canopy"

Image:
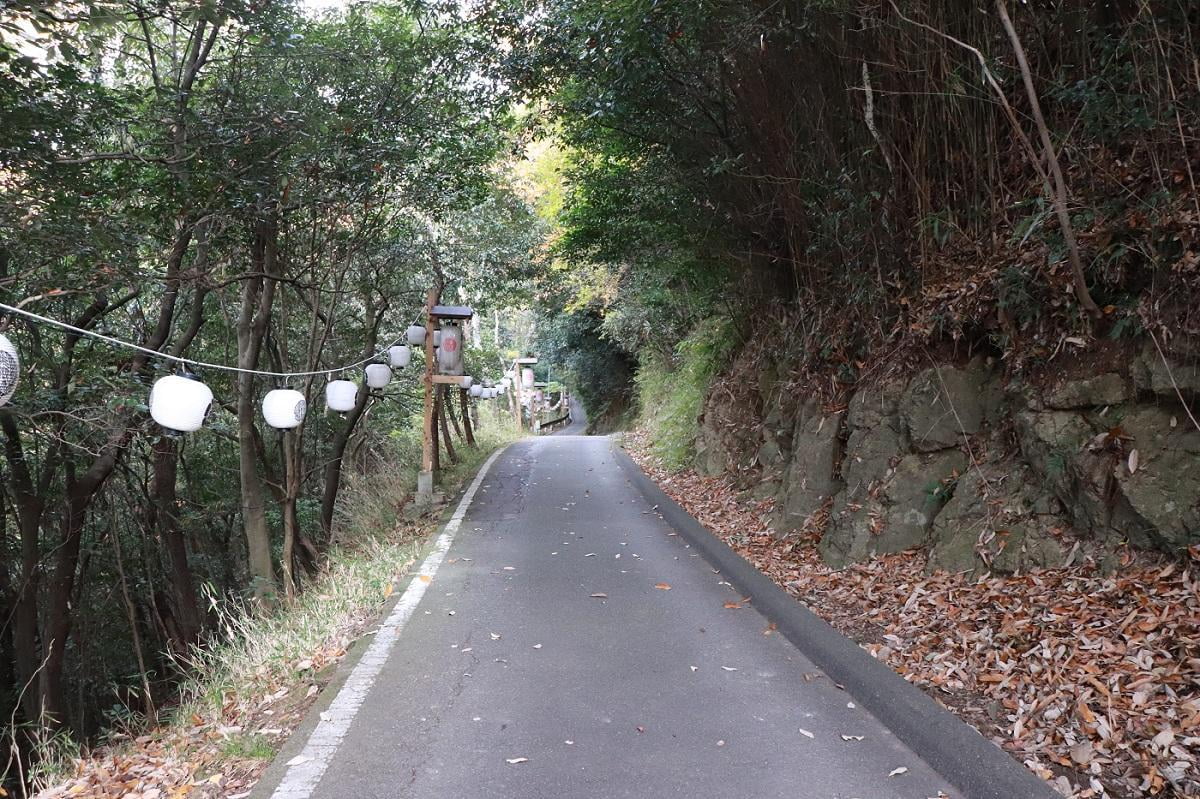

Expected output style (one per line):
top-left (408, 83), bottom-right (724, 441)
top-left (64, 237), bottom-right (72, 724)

top-left (0, 0), bottom-right (539, 753)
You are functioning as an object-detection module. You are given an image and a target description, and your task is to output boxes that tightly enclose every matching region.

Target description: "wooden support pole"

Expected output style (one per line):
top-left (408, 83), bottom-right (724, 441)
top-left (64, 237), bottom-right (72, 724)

top-left (437, 385), bottom-right (457, 465)
top-left (417, 286), bottom-right (439, 503)
top-left (446, 385), bottom-right (465, 441)
top-left (511, 362), bottom-right (523, 431)
top-left (459, 388), bottom-right (476, 447)
top-left (431, 386), bottom-right (441, 474)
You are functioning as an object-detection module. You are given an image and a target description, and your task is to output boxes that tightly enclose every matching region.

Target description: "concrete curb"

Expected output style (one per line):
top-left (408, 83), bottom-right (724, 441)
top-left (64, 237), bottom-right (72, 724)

top-left (612, 442), bottom-right (1059, 799)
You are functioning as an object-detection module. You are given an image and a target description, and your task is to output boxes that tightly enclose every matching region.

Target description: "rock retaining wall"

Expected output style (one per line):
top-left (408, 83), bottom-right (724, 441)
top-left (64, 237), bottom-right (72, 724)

top-left (696, 342), bottom-right (1200, 573)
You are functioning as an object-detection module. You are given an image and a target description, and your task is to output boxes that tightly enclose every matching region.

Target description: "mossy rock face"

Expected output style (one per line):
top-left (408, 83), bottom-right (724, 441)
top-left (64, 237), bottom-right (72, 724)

top-left (709, 346), bottom-right (1200, 560)
top-left (1013, 404), bottom-right (1198, 550)
top-left (846, 378), bottom-right (906, 431)
top-left (927, 465), bottom-right (1069, 575)
top-left (756, 397), bottom-right (793, 471)
top-left (1043, 373), bottom-right (1131, 409)
top-left (900, 362), bottom-right (993, 452)
top-left (821, 449), bottom-right (966, 568)
top-left (842, 421), bottom-right (905, 490)
top-left (1133, 342), bottom-right (1200, 400)
top-left (1014, 409), bottom-right (1095, 501)
top-left (1112, 405), bottom-right (1200, 551)
top-left (693, 423), bottom-right (730, 477)
top-left (772, 402), bottom-right (843, 533)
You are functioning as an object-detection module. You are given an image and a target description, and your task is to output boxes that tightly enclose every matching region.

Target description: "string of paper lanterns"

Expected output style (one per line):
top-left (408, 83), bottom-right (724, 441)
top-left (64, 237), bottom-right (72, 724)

top-left (146, 315), bottom-right (432, 431)
top-left (0, 305), bottom-right (514, 436)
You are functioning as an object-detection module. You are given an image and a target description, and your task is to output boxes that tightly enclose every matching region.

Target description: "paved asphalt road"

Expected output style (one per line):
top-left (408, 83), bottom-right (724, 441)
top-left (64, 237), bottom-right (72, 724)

top-left (288, 433), bottom-right (956, 798)
top-left (552, 397), bottom-right (588, 435)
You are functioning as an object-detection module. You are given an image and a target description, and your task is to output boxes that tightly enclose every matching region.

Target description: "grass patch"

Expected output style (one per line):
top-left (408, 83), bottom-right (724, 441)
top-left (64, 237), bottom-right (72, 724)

top-left (219, 733), bottom-right (275, 761)
top-left (635, 317), bottom-right (737, 470)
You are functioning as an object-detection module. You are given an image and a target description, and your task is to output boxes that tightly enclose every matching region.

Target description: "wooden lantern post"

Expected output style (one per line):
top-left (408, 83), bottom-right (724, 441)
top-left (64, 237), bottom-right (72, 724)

top-left (417, 287), bottom-right (440, 503)
top-left (418, 298), bottom-right (475, 506)
top-left (512, 356), bottom-right (538, 432)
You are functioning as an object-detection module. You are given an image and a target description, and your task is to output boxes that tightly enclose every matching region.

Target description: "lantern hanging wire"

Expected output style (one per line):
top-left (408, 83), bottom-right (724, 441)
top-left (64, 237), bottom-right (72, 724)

top-left (0, 301), bottom-right (427, 380)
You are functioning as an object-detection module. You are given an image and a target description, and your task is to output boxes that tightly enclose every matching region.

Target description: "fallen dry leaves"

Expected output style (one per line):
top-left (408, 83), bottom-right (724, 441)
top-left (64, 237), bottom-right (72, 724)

top-left (36, 541), bottom-right (423, 799)
top-left (627, 429), bottom-right (1200, 799)
top-left (36, 621), bottom-right (367, 799)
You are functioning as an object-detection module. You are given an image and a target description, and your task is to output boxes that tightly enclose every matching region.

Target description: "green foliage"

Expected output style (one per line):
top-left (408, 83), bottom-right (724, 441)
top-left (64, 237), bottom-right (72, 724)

top-left (634, 318), bottom-right (736, 470)
top-left (0, 0), bottom-right (542, 762)
top-left (499, 0), bottom-right (1200, 423)
top-left (537, 306), bottom-right (635, 430)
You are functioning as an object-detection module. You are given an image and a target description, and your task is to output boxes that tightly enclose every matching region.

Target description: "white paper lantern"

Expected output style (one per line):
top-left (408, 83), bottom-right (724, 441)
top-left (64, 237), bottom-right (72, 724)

top-left (469, 384), bottom-right (483, 398)
top-left (0, 333), bottom-right (19, 407)
top-left (488, 388), bottom-right (498, 399)
top-left (406, 325), bottom-right (426, 346)
top-left (460, 376), bottom-right (474, 388)
top-left (262, 389), bottom-right (306, 430)
top-left (149, 373), bottom-right (213, 434)
top-left (326, 379), bottom-right (357, 412)
top-left (388, 345), bottom-right (411, 368)
top-left (521, 368), bottom-right (535, 389)
top-left (437, 324), bottom-right (464, 375)
top-left (365, 363), bottom-right (391, 389)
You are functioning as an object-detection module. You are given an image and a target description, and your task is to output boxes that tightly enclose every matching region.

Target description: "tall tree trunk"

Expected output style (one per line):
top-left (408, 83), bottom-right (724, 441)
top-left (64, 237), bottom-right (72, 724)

top-left (0, 413), bottom-right (46, 725)
top-left (150, 436), bottom-right (201, 646)
top-left (320, 379), bottom-right (370, 536)
top-left (42, 442), bottom-right (125, 725)
top-left (438, 386), bottom-right (458, 465)
top-left (39, 292), bottom-right (151, 727)
top-left (236, 216), bottom-right (280, 602)
top-left (459, 388), bottom-right (476, 447)
top-left (319, 312), bottom-right (382, 538)
top-left (280, 429), bottom-right (302, 597)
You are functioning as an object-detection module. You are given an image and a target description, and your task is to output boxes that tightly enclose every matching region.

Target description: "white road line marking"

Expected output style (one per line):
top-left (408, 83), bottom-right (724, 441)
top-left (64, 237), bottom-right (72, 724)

top-left (269, 448), bottom-right (506, 799)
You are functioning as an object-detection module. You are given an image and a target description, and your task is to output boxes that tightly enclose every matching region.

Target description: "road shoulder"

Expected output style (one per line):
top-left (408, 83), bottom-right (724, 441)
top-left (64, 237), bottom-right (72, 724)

top-left (611, 437), bottom-right (1059, 799)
